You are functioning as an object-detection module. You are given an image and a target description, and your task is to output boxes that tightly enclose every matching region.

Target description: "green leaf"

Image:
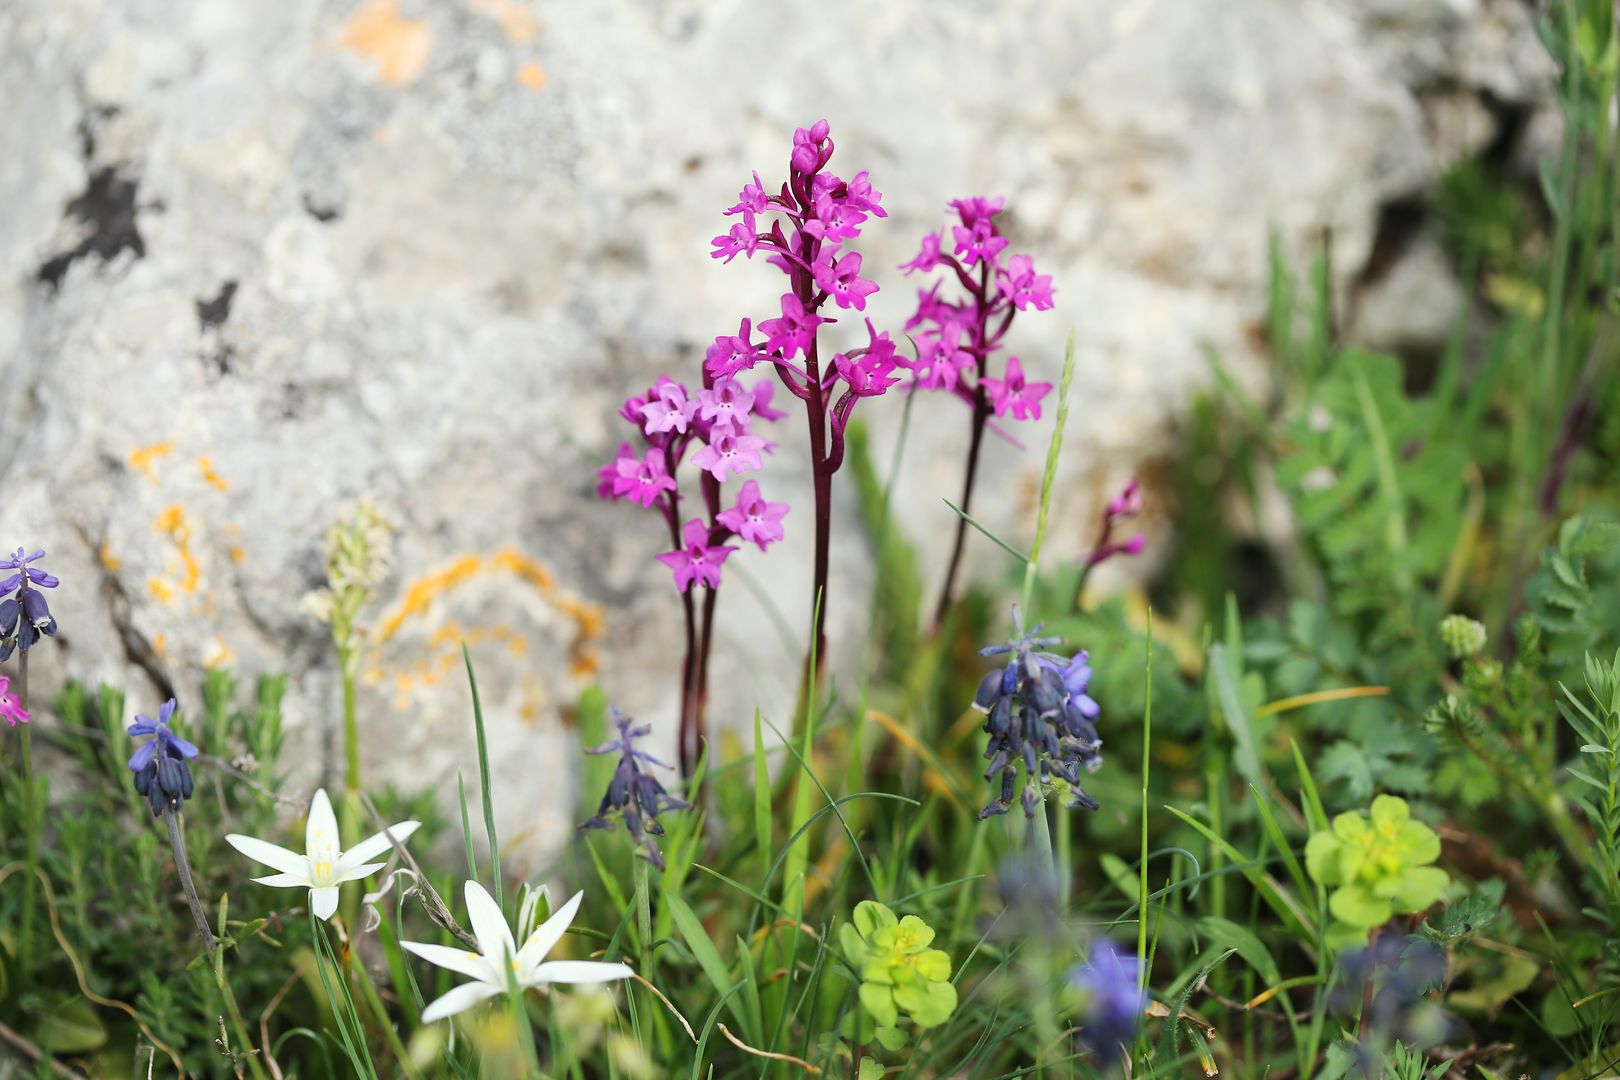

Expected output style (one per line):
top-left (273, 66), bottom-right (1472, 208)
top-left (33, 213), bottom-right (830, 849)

top-left (667, 895), bottom-right (756, 1044)
top-left (873, 1025), bottom-right (907, 1052)
top-left (1196, 916), bottom-right (1280, 983)
top-left (1209, 644), bottom-right (1264, 790)
top-left (1329, 883), bottom-right (1392, 928)
top-left (859, 982), bottom-right (898, 1027)
top-left (854, 900), bottom-right (897, 938)
top-left (858, 1057), bottom-right (885, 1080)
top-left (1099, 852), bottom-right (1140, 902)
top-left (33, 999), bottom-right (107, 1054)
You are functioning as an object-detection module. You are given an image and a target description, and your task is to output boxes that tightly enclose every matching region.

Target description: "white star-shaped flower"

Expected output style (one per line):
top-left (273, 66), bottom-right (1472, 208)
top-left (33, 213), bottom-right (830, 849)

top-left (225, 788), bottom-right (420, 921)
top-left (403, 881), bottom-right (631, 1022)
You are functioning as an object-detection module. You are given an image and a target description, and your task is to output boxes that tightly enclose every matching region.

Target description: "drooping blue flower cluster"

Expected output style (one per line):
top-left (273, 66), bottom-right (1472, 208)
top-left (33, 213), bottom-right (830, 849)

top-left (0, 548), bottom-right (59, 661)
top-left (128, 699), bottom-right (199, 816)
top-left (579, 707), bottom-right (690, 869)
top-left (972, 608), bottom-right (1103, 819)
top-left (1068, 939), bottom-right (1147, 1064)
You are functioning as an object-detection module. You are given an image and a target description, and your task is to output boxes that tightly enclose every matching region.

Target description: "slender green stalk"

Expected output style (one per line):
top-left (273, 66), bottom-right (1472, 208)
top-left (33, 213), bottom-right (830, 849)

top-left (1138, 608), bottom-right (1153, 986)
top-left (213, 895), bottom-right (271, 1080)
top-left (1019, 333), bottom-right (1077, 618)
top-left (17, 650), bottom-right (37, 989)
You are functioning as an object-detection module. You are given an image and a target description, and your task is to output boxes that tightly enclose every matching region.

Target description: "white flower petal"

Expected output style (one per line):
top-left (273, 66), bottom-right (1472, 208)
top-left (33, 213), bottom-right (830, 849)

top-left (528, 960), bottom-right (633, 986)
top-left (401, 940), bottom-right (497, 982)
top-left (306, 789), bottom-right (340, 855)
top-left (334, 861), bottom-right (386, 884)
top-left (336, 820), bottom-right (421, 873)
top-left (310, 886), bottom-right (340, 921)
top-left (420, 981), bottom-right (502, 1024)
top-left (225, 834), bottom-right (308, 877)
top-left (516, 890), bottom-right (582, 978)
top-left (463, 880), bottom-right (515, 962)
top-left (252, 872), bottom-right (311, 888)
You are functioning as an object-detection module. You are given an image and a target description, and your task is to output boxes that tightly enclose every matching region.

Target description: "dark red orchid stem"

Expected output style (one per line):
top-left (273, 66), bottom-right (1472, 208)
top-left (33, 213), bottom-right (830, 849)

top-left (661, 485), bottom-right (702, 777)
top-left (932, 263), bottom-right (996, 628)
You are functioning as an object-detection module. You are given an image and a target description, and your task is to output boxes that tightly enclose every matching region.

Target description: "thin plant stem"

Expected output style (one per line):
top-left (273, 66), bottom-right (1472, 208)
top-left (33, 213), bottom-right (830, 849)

top-left (162, 808), bottom-right (217, 955)
top-left (1138, 607), bottom-right (1154, 987)
top-left (18, 649), bottom-right (37, 989)
top-left (933, 263), bottom-right (997, 628)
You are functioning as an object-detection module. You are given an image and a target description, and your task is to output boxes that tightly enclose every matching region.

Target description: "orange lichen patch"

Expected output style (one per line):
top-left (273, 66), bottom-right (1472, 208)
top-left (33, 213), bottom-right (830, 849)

top-left (98, 540), bottom-right (123, 573)
top-left (228, 546), bottom-right (245, 565)
top-left (338, 0), bottom-right (432, 86)
top-left (375, 555), bottom-right (484, 644)
top-left (471, 0), bottom-right (540, 43)
top-left (148, 577), bottom-right (176, 604)
top-left (153, 633), bottom-right (168, 657)
top-left (204, 637), bottom-right (234, 669)
top-left (129, 440), bottom-right (176, 481)
top-left (153, 505), bottom-right (202, 594)
top-left (516, 62), bottom-right (546, 91)
top-left (197, 456), bottom-right (230, 492)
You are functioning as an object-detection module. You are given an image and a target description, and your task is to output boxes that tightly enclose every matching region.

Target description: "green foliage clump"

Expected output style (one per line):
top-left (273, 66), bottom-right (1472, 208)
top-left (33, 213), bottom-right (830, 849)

top-left (1438, 614), bottom-right (1487, 659)
top-left (1305, 795), bottom-right (1449, 946)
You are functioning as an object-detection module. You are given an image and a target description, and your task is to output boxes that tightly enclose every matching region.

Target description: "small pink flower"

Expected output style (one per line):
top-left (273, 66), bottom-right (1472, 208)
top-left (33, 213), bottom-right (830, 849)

top-left (1107, 479), bottom-right (1143, 519)
top-left (710, 210), bottom-right (760, 263)
top-left (655, 519), bottom-right (736, 592)
top-left (834, 320), bottom-right (901, 398)
top-left (751, 379), bottom-right (789, 422)
top-left (639, 377), bottom-right (698, 435)
top-left (998, 254), bottom-right (1055, 311)
top-left (904, 282), bottom-right (962, 332)
top-left (909, 323), bottom-right (974, 391)
top-left (982, 356), bottom-right (1051, 421)
top-left (0, 675), bottom-right (28, 728)
top-left (698, 378), bottom-right (756, 431)
top-left (842, 170), bottom-right (886, 218)
top-left (791, 118), bottom-right (831, 173)
top-left (692, 429), bottom-right (767, 481)
top-left (759, 293), bottom-right (829, 360)
top-left (949, 195), bottom-right (1005, 228)
top-left (951, 218), bottom-right (1008, 268)
top-left (899, 232), bottom-right (944, 275)
top-left (716, 480), bottom-right (789, 550)
top-left (724, 171), bottom-right (770, 216)
top-left (812, 251), bottom-right (879, 311)
top-left (597, 441), bottom-right (637, 500)
top-left (706, 319), bottom-right (762, 380)
top-left (803, 194), bottom-right (867, 246)
top-left (615, 448), bottom-right (679, 508)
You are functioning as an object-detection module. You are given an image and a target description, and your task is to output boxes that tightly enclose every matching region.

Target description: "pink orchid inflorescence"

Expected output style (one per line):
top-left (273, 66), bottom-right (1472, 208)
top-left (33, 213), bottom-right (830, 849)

top-left (904, 198), bottom-right (1056, 623)
top-left (601, 120), bottom-right (894, 774)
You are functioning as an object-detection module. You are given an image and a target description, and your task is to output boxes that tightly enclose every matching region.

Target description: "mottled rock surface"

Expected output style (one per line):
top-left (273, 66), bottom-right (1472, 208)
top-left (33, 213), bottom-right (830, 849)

top-left (0, 0), bottom-right (1551, 872)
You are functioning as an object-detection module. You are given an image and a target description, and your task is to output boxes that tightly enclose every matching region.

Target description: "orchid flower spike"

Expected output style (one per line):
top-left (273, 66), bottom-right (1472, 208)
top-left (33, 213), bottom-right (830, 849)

top-left (225, 788), bottom-right (420, 921)
top-left (402, 882), bottom-right (632, 1023)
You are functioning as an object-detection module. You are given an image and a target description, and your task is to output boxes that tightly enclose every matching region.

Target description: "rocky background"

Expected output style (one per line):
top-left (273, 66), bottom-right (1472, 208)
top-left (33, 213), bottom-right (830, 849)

top-left (0, 0), bottom-right (1553, 873)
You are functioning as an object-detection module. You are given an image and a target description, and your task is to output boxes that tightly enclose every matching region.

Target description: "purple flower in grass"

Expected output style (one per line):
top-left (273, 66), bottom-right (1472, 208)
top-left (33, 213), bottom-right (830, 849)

top-left (656, 519), bottom-right (736, 592)
top-left (716, 480), bottom-right (789, 549)
top-left (1068, 940), bottom-right (1147, 1064)
top-left (580, 707), bottom-right (690, 870)
top-left (128, 699), bottom-right (199, 816)
top-left (1086, 479), bottom-right (1147, 568)
top-left (0, 675), bottom-right (28, 728)
top-left (973, 607), bottom-right (1104, 819)
top-left (0, 547), bottom-right (59, 660)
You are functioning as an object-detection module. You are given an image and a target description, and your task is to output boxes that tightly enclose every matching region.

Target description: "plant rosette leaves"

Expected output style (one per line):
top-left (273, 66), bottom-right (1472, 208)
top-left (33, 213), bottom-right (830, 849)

top-left (1304, 794), bottom-right (1449, 943)
top-left (840, 901), bottom-right (958, 1031)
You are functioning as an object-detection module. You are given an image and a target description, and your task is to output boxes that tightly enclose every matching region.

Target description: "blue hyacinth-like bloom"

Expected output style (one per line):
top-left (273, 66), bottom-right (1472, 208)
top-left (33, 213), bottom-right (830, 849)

top-left (128, 699), bottom-right (199, 816)
top-left (0, 547), bottom-right (59, 661)
top-left (579, 707), bottom-right (690, 869)
top-left (1069, 939), bottom-right (1147, 1064)
top-left (972, 607), bottom-right (1103, 819)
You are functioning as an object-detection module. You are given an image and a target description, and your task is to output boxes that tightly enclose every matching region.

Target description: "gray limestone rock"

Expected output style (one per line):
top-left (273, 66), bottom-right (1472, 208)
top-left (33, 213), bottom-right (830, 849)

top-left (0, 0), bottom-right (1552, 874)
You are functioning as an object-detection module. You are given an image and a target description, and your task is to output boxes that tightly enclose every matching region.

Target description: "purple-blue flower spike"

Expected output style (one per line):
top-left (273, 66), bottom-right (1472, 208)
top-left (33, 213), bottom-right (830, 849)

top-left (972, 607), bottom-right (1104, 820)
top-left (0, 547), bottom-right (60, 662)
top-left (128, 699), bottom-right (200, 817)
top-left (579, 707), bottom-right (691, 870)
top-left (1068, 939), bottom-right (1148, 1064)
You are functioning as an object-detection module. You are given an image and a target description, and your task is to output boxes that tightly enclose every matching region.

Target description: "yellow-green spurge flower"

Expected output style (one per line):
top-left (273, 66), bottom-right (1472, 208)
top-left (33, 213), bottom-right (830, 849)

top-left (1305, 794), bottom-right (1449, 946)
top-left (839, 901), bottom-right (956, 1033)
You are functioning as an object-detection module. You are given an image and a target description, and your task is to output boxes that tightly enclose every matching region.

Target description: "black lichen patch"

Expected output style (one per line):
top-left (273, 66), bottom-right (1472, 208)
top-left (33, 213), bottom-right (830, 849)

top-left (302, 193), bottom-right (342, 222)
top-left (195, 280), bottom-right (238, 332)
top-left (36, 167), bottom-right (146, 290)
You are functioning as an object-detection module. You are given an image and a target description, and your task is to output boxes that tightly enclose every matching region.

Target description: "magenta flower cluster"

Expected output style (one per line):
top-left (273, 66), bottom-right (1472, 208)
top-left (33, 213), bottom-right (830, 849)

top-left (598, 372), bottom-right (789, 593)
top-left (898, 196), bottom-right (1055, 420)
top-left (706, 118), bottom-right (900, 470)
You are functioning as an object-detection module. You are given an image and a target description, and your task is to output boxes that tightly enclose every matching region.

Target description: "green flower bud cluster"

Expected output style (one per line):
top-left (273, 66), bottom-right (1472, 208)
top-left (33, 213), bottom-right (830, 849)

top-left (839, 901), bottom-right (957, 1043)
top-left (1438, 614), bottom-right (1487, 659)
top-left (1306, 795), bottom-right (1449, 948)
